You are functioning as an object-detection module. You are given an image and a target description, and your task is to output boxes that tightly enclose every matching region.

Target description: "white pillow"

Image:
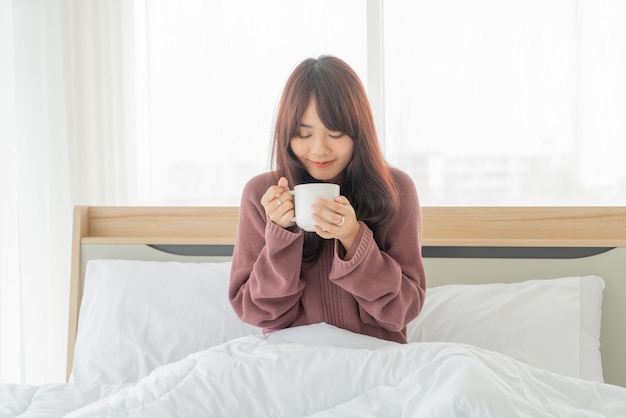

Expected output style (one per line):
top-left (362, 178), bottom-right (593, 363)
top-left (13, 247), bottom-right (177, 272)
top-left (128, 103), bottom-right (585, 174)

top-left (72, 260), bottom-right (260, 383)
top-left (73, 260), bottom-right (604, 385)
top-left (406, 275), bottom-right (605, 382)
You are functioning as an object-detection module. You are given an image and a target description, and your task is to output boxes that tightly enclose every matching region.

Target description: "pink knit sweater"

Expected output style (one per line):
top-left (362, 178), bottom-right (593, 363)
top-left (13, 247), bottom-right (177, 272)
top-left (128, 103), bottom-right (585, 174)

top-left (228, 168), bottom-right (426, 343)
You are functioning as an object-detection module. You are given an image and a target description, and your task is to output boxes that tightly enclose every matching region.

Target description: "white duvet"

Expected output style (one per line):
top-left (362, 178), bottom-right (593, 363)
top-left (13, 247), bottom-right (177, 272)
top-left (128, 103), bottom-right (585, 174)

top-left (2, 324), bottom-right (626, 418)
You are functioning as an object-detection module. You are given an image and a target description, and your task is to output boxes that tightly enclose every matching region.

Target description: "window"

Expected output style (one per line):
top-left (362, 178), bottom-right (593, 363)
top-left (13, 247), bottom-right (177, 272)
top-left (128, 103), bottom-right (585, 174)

top-left (131, 0), bottom-right (626, 206)
top-left (383, 0), bottom-right (626, 205)
top-left (131, 0), bottom-right (369, 205)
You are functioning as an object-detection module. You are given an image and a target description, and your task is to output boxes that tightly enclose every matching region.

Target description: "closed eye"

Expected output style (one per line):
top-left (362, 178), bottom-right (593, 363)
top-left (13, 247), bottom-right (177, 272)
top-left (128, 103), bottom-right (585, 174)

top-left (329, 133), bottom-right (345, 139)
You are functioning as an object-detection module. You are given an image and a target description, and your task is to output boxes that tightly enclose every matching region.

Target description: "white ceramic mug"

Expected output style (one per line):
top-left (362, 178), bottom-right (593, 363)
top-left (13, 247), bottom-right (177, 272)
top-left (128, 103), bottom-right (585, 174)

top-left (290, 183), bottom-right (340, 232)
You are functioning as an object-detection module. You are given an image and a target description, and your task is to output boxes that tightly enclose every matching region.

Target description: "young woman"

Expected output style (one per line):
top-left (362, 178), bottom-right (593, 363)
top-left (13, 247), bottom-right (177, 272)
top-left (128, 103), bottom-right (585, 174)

top-left (229, 56), bottom-right (426, 343)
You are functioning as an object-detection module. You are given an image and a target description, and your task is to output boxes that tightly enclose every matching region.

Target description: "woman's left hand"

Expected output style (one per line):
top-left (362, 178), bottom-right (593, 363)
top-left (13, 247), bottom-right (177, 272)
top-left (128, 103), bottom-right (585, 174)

top-left (312, 195), bottom-right (359, 252)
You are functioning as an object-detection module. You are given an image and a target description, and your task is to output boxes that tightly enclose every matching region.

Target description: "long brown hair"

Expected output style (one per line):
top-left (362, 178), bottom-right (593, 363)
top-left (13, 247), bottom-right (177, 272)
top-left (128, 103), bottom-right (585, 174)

top-left (271, 56), bottom-right (400, 260)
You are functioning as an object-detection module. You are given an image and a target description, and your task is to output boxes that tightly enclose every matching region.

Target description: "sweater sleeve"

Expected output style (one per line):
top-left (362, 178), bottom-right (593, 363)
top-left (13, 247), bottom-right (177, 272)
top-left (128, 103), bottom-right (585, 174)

top-left (329, 169), bottom-right (426, 333)
top-left (228, 174), bottom-right (306, 330)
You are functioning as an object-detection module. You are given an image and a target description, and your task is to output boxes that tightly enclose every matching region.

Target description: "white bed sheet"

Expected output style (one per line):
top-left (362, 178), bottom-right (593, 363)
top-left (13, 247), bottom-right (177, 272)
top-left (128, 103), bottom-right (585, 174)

top-left (3, 324), bottom-right (625, 418)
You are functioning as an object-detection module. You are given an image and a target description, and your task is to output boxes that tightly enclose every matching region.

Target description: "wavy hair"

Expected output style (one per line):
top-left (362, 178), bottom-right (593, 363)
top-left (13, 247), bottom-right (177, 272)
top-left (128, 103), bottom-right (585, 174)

top-left (271, 56), bottom-right (400, 260)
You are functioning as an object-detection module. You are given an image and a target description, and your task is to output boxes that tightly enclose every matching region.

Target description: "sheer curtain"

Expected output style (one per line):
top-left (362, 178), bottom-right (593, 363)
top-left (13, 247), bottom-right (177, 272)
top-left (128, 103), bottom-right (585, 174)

top-left (0, 0), bottom-right (133, 384)
top-left (0, 0), bottom-right (72, 384)
top-left (129, 0), bottom-right (370, 205)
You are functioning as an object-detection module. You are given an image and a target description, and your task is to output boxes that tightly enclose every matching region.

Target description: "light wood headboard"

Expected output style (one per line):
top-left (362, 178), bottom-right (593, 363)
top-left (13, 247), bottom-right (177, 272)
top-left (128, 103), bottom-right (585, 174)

top-left (67, 206), bottom-right (626, 385)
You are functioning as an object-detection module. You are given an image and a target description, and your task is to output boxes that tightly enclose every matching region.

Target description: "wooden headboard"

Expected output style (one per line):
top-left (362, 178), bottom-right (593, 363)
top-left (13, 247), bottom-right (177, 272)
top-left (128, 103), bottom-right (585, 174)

top-left (67, 206), bottom-right (626, 385)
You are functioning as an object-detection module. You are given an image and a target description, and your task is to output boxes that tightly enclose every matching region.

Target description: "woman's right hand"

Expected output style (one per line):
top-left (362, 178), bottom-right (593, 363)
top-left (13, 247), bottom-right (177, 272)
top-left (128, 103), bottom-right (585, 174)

top-left (261, 177), bottom-right (295, 229)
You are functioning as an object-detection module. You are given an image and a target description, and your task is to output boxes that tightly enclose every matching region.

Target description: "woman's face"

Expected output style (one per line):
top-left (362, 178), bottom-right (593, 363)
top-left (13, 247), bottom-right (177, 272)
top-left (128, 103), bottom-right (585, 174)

top-left (289, 99), bottom-right (354, 183)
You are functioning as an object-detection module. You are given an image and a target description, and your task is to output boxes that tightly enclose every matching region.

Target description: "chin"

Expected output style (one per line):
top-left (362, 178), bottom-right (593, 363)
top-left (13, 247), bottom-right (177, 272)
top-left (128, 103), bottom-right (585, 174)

top-left (308, 172), bottom-right (334, 182)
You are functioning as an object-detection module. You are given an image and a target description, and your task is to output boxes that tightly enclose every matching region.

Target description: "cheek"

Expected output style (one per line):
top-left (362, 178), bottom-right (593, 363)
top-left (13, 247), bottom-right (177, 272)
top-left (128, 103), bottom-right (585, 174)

top-left (289, 139), bottom-right (306, 158)
top-left (341, 141), bottom-right (355, 160)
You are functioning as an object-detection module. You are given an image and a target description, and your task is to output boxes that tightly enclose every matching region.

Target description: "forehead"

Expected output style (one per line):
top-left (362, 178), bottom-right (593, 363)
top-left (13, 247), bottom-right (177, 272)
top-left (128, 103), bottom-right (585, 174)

top-left (299, 100), bottom-right (323, 126)
top-left (297, 96), bottom-right (345, 134)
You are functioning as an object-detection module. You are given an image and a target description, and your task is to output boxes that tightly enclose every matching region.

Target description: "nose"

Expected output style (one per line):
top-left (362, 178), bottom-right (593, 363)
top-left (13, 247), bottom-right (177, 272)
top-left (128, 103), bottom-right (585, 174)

top-left (311, 135), bottom-right (330, 157)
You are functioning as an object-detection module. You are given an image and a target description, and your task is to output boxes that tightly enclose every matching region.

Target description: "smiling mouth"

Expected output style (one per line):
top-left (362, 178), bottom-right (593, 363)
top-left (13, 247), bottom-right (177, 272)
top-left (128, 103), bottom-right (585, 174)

top-left (311, 160), bottom-right (333, 168)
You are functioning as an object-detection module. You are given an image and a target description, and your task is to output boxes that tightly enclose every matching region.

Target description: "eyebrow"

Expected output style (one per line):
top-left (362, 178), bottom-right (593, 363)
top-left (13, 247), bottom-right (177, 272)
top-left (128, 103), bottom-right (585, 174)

top-left (299, 123), bottom-right (312, 128)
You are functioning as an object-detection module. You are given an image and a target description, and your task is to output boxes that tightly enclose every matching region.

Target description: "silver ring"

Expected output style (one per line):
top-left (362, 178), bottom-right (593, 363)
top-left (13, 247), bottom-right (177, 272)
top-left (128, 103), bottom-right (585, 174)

top-left (336, 216), bottom-right (345, 226)
top-left (276, 198), bottom-right (282, 206)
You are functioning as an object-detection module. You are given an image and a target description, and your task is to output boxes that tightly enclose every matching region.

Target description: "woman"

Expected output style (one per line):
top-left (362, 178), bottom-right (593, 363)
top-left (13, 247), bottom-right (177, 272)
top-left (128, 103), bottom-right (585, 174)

top-left (229, 56), bottom-right (426, 343)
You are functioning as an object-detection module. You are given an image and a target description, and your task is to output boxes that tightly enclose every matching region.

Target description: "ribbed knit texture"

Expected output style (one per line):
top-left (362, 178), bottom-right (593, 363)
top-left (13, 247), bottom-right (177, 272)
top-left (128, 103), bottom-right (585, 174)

top-left (229, 168), bottom-right (426, 343)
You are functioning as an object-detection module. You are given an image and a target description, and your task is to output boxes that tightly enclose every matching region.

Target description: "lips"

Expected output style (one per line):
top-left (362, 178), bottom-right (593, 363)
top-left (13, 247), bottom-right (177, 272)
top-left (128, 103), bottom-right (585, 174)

top-left (311, 160), bottom-right (333, 169)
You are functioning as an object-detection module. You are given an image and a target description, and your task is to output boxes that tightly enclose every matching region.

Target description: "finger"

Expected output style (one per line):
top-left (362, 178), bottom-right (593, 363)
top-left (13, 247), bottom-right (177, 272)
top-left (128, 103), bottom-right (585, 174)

top-left (269, 192), bottom-right (294, 217)
top-left (277, 208), bottom-right (295, 225)
top-left (311, 212), bottom-right (337, 231)
top-left (275, 189), bottom-right (294, 203)
top-left (278, 176), bottom-right (289, 188)
top-left (264, 181), bottom-right (293, 205)
top-left (314, 226), bottom-right (330, 238)
top-left (334, 195), bottom-right (349, 205)
top-left (316, 196), bottom-right (350, 212)
top-left (314, 198), bottom-right (349, 221)
top-left (313, 207), bottom-right (343, 227)
top-left (313, 220), bottom-right (337, 239)
top-left (274, 206), bottom-right (295, 228)
top-left (262, 186), bottom-right (282, 205)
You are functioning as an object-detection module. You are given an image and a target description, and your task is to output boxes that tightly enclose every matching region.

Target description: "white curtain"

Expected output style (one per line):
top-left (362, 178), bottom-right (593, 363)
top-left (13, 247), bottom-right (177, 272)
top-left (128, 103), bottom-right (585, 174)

top-left (129, 0), bottom-right (369, 205)
top-left (0, 0), bottom-right (133, 384)
top-left (0, 0), bottom-right (71, 384)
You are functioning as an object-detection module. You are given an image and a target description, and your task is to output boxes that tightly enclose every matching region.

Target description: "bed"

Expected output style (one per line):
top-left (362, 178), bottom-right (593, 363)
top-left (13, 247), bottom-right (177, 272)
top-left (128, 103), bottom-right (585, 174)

top-left (2, 205), bottom-right (626, 417)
